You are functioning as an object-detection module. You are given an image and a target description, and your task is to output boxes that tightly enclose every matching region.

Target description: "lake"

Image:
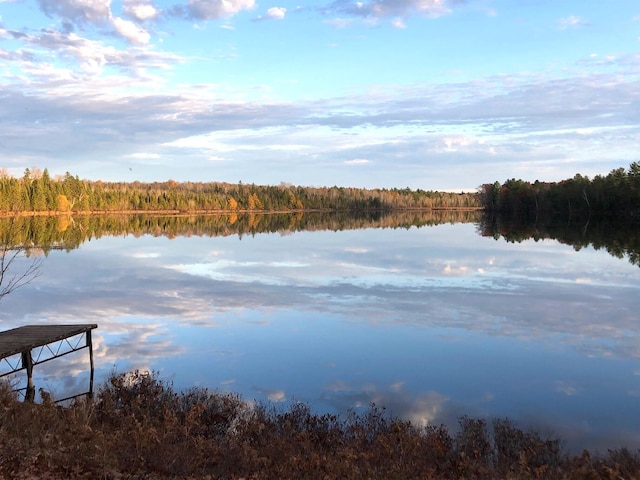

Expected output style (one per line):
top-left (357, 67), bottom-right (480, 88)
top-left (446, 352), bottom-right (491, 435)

top-left (1, 213), bottom-right (639, 454)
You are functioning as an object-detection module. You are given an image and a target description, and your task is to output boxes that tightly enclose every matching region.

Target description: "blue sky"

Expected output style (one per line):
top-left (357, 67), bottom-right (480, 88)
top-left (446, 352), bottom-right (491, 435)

top-left (1, 0), bottom-right (639, 190)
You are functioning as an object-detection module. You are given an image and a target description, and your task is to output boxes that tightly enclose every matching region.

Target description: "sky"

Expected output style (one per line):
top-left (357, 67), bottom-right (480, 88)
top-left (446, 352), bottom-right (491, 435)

top-left (0, 0), bottom-right (639, 190)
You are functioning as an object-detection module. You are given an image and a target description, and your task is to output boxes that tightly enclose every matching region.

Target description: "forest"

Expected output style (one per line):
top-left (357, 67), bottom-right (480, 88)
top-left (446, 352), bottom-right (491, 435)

top-left (477, 161), bottom-right (640, 219)
top-left (0, 168), bottom-right (479, 214)
top-left (3, 162), bottom-right (640, 218)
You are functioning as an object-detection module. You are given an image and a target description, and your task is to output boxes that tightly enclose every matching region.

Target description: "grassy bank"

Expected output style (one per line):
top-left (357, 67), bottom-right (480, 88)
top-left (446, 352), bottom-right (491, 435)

top-left (1, 371), bottom-right (639, 479)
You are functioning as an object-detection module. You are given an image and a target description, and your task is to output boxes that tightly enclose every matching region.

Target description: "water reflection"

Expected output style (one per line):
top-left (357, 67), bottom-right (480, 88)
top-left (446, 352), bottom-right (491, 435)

top-left (478, 212), bottom-right (640, 268)
top-left (1, 213), bottom-right (639, 453)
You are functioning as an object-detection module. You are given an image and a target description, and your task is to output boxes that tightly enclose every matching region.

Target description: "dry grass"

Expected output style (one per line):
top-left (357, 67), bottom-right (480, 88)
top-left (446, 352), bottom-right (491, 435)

top-left (1, 371), bottom-right (639, 479)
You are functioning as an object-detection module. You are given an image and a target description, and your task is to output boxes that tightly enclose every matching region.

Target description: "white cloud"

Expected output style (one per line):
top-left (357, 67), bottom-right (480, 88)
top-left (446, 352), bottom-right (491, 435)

top-left (558, 15), bottom-right (589, 30)
top-left (253, 6), bottom-right (286, 21)
top-left (344, 247), bottom-right (370, 253)
top-left (267, 6), bottom-right (286, 19)
top-left (36, 0), bottom-right (155, 44)
top-left (37, 0), bottom-right (112, 26)
top-left (345, 158), bottom-right (371, 165)
top-left (28, 30), bottom-right (116, 74)
top-left (111, 16), bottom-right (151, 44)
top-left (176, 0), bottom-right (256, 20)
top-left (1, 39), bottom-right (638, 189)
top-left (128, 152), bottom-right (160, 159)
top-left (443, 263), bottom-right (469, 275)
top-left (5, 28), bottom-right (180, 76)
top-left (123, 2), bottom-right (159, 21)
top-left (442, 136), bottom-right (473, 151)
top-left (323, 0), bottom-right (452, 20)
top-left (323, 17), bottom-right (353, 28)
top-left (391, 17), bottom-right (406, 28)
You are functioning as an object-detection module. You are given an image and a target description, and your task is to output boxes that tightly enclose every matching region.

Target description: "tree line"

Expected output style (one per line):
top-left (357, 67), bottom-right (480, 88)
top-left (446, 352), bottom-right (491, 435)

top-left (0, 168), bottom-right (479, 215)
top-left (477, 162), bottom-right (640, 219)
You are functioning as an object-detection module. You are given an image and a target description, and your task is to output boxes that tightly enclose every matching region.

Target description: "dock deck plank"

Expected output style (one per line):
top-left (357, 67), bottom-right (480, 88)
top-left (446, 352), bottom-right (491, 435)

top-left (0, 324), bottom-right (98, 360)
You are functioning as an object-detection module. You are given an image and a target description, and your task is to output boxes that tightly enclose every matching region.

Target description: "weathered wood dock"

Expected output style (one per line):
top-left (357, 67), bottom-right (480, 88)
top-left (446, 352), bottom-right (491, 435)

top-left (0, 324), bottom-right (97, 402)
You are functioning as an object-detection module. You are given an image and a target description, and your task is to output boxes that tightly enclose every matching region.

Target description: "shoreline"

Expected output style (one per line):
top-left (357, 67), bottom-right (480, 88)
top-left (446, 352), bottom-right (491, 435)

top-left (0, 206), bottom-right (485, 218)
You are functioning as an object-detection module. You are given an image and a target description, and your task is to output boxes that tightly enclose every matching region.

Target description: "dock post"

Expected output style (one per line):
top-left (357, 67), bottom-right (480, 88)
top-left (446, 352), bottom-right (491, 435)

top-left (87, 329), bottom-right (94, 399)
top-left (21, 350), bottom-right (35, 402)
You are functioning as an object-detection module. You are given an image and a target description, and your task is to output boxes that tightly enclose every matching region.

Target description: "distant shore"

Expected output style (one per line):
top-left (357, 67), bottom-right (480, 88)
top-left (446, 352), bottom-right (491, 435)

top-left (0, 206), bottom-right (484, 218)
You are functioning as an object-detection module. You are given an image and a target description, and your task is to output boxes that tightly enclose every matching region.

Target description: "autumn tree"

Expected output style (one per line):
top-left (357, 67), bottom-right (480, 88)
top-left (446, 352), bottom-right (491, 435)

top-left (56, 194), bottom-right (71, 212)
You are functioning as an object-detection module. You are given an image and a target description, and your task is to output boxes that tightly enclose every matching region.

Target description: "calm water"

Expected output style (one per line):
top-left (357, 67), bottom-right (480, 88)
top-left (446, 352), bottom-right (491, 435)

top-left (2, 220), bottom-right (640, 453)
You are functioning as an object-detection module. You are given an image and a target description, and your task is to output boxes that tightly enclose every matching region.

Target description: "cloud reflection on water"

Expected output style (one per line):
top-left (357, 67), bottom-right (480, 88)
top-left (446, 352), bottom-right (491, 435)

top-left (1, 222), bottom-right (639, 453)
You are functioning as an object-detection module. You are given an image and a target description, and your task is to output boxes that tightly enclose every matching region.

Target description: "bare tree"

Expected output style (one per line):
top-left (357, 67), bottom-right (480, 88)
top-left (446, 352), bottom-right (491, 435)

top-left (0, 216), bottom-right (43, 301)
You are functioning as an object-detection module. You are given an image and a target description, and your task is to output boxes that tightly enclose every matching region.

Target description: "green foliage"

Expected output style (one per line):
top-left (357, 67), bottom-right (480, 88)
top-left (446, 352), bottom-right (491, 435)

top-left (478, 162), bottom-right (640, 219)
top-left (0, 171), bottom-right (480, 214)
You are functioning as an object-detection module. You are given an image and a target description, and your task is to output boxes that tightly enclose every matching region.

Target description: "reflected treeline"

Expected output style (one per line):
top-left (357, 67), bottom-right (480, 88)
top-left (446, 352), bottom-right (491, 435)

top-left (0, 209), bottom-right (481, 254)
top-left (478, 212), bottom-right (640, 267)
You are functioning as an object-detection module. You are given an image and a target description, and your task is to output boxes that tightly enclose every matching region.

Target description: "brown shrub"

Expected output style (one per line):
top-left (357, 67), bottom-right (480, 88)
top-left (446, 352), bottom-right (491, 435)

top-left (0, 371), bottom-right (639, 479)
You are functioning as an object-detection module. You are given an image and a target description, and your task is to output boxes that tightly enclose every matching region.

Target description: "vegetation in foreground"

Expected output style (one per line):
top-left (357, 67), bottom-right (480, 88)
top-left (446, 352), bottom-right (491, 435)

top-left (1, 371), bottom-right (639, 479)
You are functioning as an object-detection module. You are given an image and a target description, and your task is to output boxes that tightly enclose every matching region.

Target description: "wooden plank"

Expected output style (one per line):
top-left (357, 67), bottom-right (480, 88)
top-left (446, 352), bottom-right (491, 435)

top-left (0, 324), bottom-right (98, 360)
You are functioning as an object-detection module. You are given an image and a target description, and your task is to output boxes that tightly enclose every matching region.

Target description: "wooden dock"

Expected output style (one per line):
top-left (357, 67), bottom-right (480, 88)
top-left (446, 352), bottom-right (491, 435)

top-left (0, 324), bottom-right (97, 402)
